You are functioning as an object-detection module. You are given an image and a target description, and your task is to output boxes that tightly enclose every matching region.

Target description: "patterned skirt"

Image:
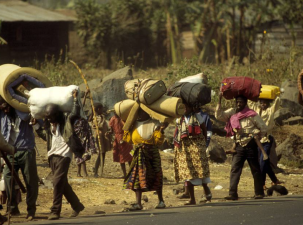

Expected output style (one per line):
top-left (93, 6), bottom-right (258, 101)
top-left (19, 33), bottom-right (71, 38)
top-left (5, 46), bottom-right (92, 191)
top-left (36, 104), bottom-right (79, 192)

top-left (174, 138), bottom-right (210, 183)
top-left (123, 145), bottom-right (163, 192)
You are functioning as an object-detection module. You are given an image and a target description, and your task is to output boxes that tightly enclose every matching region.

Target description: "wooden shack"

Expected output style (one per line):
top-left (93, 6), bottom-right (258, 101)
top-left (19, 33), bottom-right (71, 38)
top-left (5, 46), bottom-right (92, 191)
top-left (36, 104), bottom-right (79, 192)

top-left (0, 0), bottom-right (75, 66)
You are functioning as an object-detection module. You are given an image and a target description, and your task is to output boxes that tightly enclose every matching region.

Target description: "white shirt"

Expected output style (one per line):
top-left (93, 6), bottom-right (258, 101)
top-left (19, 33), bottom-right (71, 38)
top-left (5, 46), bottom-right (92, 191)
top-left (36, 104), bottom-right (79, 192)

top-left (48, 124), bottom-right (72, 159)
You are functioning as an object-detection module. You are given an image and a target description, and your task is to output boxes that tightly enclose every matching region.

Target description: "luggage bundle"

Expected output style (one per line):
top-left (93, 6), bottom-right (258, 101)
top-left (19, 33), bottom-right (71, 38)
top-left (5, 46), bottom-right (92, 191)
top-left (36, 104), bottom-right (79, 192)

top-left (167, 82), bottom-right (211, 107)
top-left (179, 72), bottom-right (208, 84)
top-left (0, 64), bottom-right (52, 112)
top-left (115, 78), bottom-right (186, 131)
top-left (124, 79), bottom-right (167, 105)
top-left (220, 76), bottom-right (261, 101)
top-left (28, 85), bottom-right (81, 119)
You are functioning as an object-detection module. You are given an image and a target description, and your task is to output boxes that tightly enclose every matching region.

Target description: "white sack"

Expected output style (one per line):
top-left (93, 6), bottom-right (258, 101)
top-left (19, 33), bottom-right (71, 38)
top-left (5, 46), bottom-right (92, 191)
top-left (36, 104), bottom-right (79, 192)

top-left (179, 73), bottom-right (205, 84)
top-left (28, 85), bottom-right (79, 119)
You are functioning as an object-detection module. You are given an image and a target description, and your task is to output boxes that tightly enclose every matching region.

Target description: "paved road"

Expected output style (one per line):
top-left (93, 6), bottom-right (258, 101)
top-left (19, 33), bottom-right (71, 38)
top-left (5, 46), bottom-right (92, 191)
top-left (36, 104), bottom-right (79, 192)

top-left (17, 195), bottom-right (303, 225)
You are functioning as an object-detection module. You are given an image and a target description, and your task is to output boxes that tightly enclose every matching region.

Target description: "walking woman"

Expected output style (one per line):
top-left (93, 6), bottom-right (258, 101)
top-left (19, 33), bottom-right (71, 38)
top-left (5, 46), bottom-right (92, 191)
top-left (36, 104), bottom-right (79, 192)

top-left (174, 104), bottom-right (211, 205)
top-left (123, 108), bottom-right (168, 210)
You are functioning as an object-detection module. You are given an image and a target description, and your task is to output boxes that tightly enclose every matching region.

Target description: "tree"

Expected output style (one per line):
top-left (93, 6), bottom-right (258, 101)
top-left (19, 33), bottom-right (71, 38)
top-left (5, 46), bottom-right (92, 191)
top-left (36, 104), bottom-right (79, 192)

top-left (276, 0), bottom-right (303, 46)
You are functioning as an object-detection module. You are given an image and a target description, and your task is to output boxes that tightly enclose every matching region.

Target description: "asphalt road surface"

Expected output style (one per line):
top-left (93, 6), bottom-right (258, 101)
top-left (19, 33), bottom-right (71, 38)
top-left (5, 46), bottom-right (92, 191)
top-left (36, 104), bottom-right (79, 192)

top-left (17, 195), bottom-right (303, 225)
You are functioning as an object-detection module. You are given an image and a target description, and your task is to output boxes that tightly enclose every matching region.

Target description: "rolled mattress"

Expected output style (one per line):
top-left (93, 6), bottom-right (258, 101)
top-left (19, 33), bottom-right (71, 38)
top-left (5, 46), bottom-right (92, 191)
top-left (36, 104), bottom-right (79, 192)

top-left (114, 95), bottom-right (185, 122)
top-left (0, 64), bottom-right (52, 112)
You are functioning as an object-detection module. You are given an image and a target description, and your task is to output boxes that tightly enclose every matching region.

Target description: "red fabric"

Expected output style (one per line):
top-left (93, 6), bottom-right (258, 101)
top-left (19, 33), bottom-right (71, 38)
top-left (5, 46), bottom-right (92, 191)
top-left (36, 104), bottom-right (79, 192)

top-left (220, 77), bottom-right (261, 101)
top-left (225, 107), bottom-right (258, 137)
top-left (109, 115), bottom-right (133, 163)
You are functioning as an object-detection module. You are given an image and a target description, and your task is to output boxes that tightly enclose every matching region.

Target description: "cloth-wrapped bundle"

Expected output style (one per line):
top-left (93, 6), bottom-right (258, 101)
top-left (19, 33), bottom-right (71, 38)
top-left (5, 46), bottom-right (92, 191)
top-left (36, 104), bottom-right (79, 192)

top-left (28, 85), bottom-right (80, 119)
top-left (220, 76), bottom-right (261, 102)
top-left (0, 64), bottom-right (52, 112)
top-left (179, 73), bottom-right (208, 84)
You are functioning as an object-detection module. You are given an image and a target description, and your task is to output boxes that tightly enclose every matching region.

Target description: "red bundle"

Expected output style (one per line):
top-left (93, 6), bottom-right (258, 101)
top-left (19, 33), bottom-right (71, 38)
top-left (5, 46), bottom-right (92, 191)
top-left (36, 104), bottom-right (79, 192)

top-left (220, 77), bottom-right (261, 101)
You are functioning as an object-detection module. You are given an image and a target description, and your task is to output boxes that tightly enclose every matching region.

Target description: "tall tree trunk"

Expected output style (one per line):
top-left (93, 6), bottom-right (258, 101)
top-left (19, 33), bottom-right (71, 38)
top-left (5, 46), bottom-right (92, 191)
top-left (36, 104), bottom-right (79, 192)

top-left (226, 26), bottom-right (231, 61)
top-left (237, 6), bottom-right (244, 58)
top-left (166, 10), bottom-right (177, 64)
top-left (232, 5), bottom-right (236, 57)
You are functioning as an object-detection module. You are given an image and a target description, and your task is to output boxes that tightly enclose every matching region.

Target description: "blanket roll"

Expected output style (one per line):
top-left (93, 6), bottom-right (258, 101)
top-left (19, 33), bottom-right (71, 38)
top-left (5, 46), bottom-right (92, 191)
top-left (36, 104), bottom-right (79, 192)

top-left (0, 64), bottom-right (52, 112)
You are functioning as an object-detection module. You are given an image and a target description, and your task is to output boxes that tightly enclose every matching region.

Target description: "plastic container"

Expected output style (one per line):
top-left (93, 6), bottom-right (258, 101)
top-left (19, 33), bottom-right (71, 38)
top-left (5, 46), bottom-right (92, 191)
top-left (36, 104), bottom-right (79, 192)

top-left (259, 85), bottom-right (280, 100)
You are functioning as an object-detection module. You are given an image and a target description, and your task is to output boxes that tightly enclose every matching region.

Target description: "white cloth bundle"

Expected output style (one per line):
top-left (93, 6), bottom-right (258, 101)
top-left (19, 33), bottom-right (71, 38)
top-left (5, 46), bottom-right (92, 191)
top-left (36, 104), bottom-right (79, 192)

top-left (179, 73), bottom-right (204, 83)
top-left (28, 85), bottom-right (84, 119)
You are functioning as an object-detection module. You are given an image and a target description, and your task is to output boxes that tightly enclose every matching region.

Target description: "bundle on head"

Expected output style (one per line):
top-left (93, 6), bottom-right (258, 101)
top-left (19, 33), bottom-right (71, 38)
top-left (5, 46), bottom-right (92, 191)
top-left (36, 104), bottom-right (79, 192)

top-left (220, 76), bottom-right (261, 102)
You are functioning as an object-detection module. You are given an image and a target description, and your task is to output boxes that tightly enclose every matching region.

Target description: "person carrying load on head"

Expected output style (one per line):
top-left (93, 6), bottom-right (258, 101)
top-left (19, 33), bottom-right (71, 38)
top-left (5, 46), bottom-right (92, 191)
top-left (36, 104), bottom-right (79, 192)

top-left (215, 92), bottom-right (267, 200)
top-left (108, 113), bottom-right (133, 179)
top-left (174, 103), bottom-right (212, 205)
top-left (123, 108), bottom-right (168, 210)
top-left (167, 73), bottom-right (212, 204)
top-left (247, 87), bottom-right (282, 189)
top-left (42, 89), bottom-right (89, 220)
top-left (0, 95), bottom-right (42, 221)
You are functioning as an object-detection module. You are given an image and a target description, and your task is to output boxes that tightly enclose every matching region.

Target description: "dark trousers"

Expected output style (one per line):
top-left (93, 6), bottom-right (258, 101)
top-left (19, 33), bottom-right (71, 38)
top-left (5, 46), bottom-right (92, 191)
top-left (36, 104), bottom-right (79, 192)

top-left (259, 136), bottom-right (278, 186)
top-left (49, 155), bottom-right (84, 215)
top-left (4, 150), bottom-right (38, 215)
top-left (229, 140), bottom-right (264, 197)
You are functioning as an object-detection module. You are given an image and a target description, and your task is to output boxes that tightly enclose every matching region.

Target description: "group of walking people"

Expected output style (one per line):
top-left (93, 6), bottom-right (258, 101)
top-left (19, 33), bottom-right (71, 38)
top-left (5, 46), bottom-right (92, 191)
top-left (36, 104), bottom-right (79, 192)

top-left (0, 80), bottom-right (282, 224)
top-left (122, 89), bottom-right (281, 209)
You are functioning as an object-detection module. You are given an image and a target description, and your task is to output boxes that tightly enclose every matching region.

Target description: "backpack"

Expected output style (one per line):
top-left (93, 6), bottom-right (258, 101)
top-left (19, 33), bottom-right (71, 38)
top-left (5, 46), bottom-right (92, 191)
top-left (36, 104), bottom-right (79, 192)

top-left (124, 79), bottom-right (167, 105)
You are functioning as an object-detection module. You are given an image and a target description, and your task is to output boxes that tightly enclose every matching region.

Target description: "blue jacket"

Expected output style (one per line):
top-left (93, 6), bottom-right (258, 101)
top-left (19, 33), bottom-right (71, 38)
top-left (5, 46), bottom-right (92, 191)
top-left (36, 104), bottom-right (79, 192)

top-left (0, 110), bottom-right (35, 150)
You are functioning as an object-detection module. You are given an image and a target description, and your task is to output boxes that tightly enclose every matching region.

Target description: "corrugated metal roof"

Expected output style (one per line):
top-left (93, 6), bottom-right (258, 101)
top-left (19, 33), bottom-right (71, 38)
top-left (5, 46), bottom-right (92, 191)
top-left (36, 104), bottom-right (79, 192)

top-left (0, 1), bottom-right (76, 22)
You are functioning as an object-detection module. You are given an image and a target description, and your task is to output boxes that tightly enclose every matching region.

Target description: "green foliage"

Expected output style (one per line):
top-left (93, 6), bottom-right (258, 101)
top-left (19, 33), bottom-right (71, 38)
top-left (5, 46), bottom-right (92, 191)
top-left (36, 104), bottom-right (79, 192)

top-left (35, 54), bottom-right (82, 86)
top-left (75, 0), bottom-right (157, 68)
top-left (277, 0), bottom-right (303, 25)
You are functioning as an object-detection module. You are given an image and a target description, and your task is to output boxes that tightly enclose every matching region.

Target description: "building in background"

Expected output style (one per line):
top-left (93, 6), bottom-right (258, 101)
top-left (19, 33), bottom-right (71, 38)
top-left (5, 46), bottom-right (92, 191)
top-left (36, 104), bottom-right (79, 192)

top-left (0, 0), bottom-right (75, 66)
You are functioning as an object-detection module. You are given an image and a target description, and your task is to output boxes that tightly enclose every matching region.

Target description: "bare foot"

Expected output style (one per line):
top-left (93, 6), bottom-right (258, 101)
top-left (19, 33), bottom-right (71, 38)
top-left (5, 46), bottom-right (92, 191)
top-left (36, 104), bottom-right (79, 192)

top-left (77, 174), bottom-right (82, 177)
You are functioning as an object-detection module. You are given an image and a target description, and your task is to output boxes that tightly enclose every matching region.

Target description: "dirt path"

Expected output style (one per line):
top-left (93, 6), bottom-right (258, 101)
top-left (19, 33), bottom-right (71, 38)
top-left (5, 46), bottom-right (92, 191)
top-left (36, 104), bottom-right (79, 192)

top-left (8, 125), bottom-right (303, 224)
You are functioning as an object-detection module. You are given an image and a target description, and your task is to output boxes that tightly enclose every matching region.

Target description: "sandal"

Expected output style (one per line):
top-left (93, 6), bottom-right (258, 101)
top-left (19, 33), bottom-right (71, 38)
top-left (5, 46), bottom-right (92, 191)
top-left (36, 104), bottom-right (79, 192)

top-left (206, 193), bottom-right (212, 202)
top-left (155, 201), bottom-right (166, 209)
top-left (129, 204), bottom-right (142, 211)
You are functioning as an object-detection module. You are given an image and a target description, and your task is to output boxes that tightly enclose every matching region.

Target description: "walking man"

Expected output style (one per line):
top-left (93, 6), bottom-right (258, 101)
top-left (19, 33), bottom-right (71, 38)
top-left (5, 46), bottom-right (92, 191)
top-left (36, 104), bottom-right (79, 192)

top-left (215, 93), bottom-right (267, 200)
top-left (44, 90), bottom-right (85, 220)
